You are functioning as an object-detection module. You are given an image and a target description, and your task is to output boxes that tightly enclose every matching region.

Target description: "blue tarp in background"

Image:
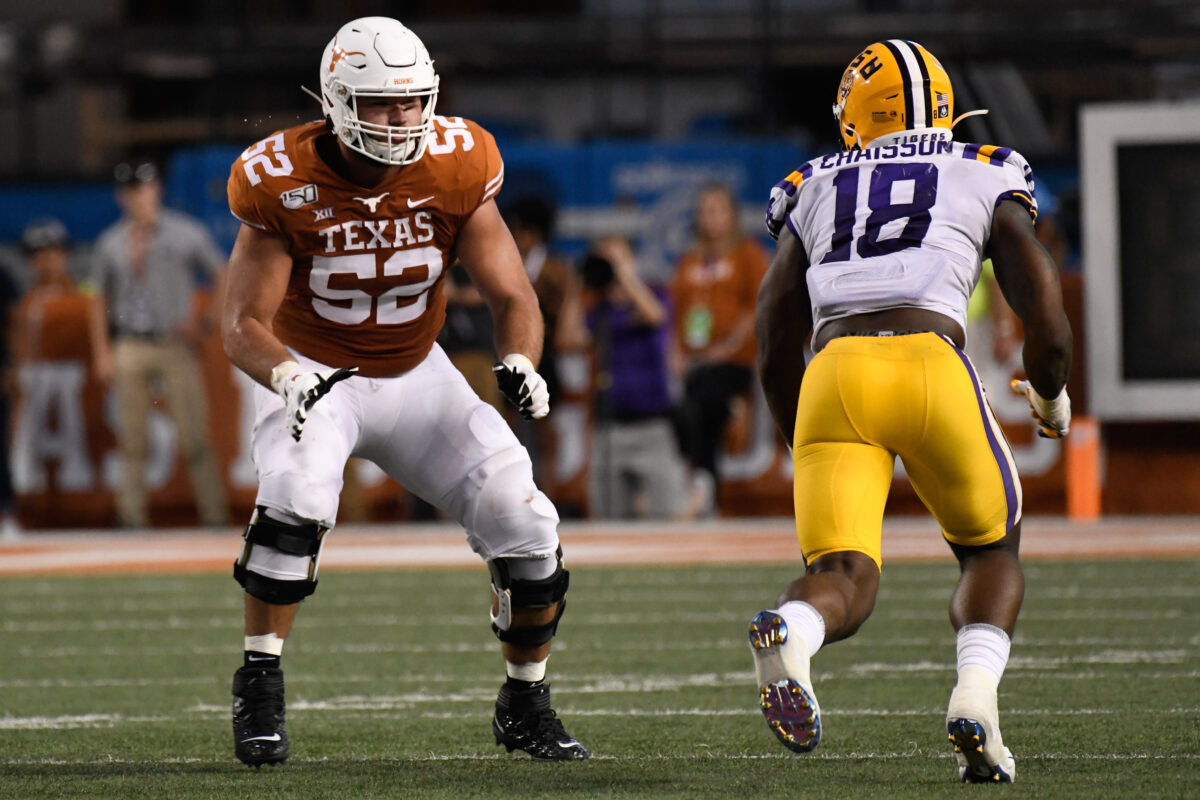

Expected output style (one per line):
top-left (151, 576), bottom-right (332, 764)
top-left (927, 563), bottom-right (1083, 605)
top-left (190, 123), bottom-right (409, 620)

top-left (0, 134), bottom-right (1079, 283)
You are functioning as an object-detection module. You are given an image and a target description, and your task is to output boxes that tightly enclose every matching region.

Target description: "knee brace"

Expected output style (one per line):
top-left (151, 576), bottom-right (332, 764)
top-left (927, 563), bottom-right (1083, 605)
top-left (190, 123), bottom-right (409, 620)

top-left (488, 548), bottom-right (570, 647)
top-left (233, 506), bottom-right (329, 605)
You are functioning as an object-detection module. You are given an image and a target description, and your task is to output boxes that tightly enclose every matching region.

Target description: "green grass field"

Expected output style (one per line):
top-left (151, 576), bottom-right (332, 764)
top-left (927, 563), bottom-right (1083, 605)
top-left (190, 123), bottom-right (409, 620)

top-left (1, 558), bottom-right (1196, 799)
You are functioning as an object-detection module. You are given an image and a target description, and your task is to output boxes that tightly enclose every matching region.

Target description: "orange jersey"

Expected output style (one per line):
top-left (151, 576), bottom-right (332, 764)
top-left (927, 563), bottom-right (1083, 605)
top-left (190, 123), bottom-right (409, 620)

top-left (15, 284), bottom-right (95, 363)
top-left (671, 238), bottom-right (769, 369)
top-left (227, 117), bottom-right (504, 377)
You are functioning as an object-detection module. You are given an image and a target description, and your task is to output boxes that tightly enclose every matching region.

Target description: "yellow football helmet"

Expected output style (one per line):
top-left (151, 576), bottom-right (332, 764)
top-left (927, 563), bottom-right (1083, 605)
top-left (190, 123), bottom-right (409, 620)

top-left (833, 40), bottom-right (955, 151)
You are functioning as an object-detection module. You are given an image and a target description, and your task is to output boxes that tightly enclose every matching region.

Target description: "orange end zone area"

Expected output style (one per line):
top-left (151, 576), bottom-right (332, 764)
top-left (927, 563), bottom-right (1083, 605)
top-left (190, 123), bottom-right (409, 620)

top-left (0, 516), bottom-right (1197, 576)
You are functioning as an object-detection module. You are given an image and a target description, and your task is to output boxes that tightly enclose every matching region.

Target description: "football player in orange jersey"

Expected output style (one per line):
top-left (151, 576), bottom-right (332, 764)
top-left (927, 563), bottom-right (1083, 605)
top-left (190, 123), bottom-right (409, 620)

top-left (221, 17), bottom-right (587, 766)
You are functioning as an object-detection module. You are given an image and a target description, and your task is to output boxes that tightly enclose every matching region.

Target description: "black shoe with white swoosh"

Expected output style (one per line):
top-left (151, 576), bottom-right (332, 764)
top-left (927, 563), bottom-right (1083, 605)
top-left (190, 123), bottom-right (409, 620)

top-left (232, 666), bottom-right (289, 767)
top-left (492, 682), bottom-right (590, 760)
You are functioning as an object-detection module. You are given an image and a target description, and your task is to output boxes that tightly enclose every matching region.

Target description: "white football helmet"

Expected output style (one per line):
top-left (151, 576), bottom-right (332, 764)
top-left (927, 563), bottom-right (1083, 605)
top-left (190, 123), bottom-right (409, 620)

top-left (318, 17), bottom-right (440, 166)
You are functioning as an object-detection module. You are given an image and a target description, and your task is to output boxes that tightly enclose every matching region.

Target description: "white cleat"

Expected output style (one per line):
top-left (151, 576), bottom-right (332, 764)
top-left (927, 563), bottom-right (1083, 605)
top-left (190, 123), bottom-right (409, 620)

top-left (747, 610), bottom-right (821, 753)
top-left (946, 683), bottom-right (1016, 783)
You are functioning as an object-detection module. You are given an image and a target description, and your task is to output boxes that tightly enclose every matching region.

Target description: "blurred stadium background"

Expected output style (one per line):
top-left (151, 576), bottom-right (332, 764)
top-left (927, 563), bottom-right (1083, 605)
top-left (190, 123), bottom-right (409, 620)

top-left (1, 3), bottom-right (1198, 798)
top-left (4, 0), bottom-right (1200, 527)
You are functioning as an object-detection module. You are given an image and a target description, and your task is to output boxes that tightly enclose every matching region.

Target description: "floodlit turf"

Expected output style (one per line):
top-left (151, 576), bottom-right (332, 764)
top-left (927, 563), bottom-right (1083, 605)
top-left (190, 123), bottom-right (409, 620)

top-left (0, 558), bottom-right (1196, 799)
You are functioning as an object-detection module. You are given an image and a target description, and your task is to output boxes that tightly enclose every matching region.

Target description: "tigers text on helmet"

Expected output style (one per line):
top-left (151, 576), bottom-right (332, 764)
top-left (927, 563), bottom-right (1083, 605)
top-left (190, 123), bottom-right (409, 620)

top-left (832, 40), bottom-right (954, 151)
top-left (319, 17), bottom-right (440, 166)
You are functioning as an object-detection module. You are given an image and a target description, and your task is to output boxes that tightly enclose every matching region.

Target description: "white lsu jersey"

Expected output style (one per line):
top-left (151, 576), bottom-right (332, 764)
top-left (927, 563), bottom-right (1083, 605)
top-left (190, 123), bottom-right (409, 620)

top-left (767, 129), bottom-right (1038, 340)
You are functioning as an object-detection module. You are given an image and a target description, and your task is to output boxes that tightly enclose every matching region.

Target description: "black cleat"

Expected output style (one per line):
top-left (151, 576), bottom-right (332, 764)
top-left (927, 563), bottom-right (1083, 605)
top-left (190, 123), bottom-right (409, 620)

top-left (492, 682), bottom-right (589, 761)
top-left (232, 666), bottom-right (289, 767)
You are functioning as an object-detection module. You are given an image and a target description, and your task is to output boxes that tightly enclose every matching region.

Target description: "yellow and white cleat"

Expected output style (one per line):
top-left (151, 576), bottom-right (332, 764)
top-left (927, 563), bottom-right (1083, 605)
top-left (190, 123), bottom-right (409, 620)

top-left (747, 610), bottom-right (821, 753)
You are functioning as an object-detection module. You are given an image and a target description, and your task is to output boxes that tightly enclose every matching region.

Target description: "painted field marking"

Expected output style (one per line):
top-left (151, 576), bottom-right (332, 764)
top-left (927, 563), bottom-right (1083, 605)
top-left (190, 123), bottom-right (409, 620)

top-left (10, 633), bottom-right (1191, 661)
top-left (4, 663), bottom-right (1197, 694)
top-left (4, 753), bottom-right (1198, 765)
top-left (7, 704), bottom-right (1200, 731)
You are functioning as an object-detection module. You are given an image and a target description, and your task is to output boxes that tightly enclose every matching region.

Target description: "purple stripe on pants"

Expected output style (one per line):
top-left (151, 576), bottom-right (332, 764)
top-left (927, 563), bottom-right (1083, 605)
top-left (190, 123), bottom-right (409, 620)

top-left (940, 335), bottom-right (1019, 532)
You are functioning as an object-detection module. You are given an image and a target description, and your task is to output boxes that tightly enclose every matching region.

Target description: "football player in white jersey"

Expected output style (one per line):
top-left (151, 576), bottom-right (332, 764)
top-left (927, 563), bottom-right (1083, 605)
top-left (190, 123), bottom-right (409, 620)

top-left (748, 40), bottom-right (1072, 783)
top-left (221, 17), bottom-right (587, 766)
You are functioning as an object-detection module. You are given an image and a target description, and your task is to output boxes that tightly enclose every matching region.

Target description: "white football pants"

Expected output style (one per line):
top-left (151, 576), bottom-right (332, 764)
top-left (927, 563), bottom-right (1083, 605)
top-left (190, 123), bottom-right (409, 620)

top-left (249, 343), bottom-right (560, 564)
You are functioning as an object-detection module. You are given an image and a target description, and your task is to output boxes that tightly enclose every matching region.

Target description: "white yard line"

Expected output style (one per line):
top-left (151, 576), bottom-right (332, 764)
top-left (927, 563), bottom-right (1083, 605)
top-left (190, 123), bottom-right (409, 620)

top-left (5, 606), bottom-right (1194, 634)
top-left (8, 634), bottom-right (1194, 660)
top-left (7, 704), bottom-right (1200, 731)
top-left (4, 661), bottom-right (1197, 693)
top-left (1, 751), bottom-right (1196, 764)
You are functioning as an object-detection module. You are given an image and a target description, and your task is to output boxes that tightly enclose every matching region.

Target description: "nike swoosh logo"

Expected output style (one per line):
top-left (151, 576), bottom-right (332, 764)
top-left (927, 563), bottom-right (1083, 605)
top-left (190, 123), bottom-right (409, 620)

top-left (240, 734), bottom-right (282, 743)
top-left (407, 195), bottom-right (435, 208)
top-left (246, 655), bottom-right (274, 662)
top-left (557, 740), bottom-right (581, 749)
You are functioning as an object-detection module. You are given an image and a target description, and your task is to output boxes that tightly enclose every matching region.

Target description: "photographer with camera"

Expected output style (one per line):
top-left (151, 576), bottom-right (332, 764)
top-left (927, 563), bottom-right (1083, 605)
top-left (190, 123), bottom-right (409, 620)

top-left (557, 236), bottom-right (688, 519)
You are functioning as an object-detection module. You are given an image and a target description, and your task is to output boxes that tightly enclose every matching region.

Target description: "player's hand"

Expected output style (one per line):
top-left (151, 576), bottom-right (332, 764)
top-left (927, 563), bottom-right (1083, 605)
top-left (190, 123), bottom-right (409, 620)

top-left (271, 360), bottom-right (359, 441)
top-left (1010, 379), bottom-right (1071, 439)
top-left (492, 353), bottom-right (549, 420)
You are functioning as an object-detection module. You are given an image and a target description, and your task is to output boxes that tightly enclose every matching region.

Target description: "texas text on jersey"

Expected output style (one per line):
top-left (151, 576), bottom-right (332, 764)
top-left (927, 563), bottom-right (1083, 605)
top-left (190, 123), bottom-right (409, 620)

top-left (227, 115), bottom-right (503, 378)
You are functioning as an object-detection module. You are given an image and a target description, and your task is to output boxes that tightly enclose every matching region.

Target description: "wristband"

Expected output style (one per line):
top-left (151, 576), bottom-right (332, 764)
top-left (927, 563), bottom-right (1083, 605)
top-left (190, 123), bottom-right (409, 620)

top-left (269, 360), bottom-right (301, 396)
top-left (1029, 386), bottom-right (1069, 421)
top-left (500, 353), bottom-right (537, 373)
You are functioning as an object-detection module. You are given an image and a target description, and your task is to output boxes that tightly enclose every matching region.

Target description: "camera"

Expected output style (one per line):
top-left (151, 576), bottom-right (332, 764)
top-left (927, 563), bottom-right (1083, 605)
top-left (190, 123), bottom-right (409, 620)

top-left (580, 252), bottom-right (615, 290)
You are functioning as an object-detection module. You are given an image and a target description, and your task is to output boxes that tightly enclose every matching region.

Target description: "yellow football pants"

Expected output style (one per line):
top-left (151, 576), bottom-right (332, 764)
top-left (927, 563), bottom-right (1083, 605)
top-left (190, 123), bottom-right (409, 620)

top-left (792, 332), bottom-right (1021, 568)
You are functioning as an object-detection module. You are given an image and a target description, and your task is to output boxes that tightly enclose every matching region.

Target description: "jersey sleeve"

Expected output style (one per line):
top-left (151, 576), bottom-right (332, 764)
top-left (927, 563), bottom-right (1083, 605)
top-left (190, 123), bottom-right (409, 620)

top-left (765, 162), bottom-right (812, 241)
top-left (226, 134), bottom-right (293, 235)
top-left (966, 145), bottom-right (1039, 223)
top-left (467, 120), bottom-right (504, 210)
top-left (425, 118), bottom-right (504, 221)
top-left (999, 149), bottom-right (1039, 223)
top-left (227, 158), bottom-right (272, 232)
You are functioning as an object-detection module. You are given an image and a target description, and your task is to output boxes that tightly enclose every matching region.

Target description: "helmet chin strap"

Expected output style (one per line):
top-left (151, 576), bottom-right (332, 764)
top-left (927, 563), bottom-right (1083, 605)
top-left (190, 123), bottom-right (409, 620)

top-left (951, 108), bottom-right (989, 129)
top-left (836, 119), bottom-right (864, 151)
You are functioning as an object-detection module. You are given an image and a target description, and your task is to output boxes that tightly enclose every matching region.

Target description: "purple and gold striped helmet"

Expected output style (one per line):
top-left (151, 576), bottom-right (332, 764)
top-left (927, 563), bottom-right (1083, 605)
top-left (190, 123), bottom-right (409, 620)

top-left (832, 40), bottom-right (954, 151)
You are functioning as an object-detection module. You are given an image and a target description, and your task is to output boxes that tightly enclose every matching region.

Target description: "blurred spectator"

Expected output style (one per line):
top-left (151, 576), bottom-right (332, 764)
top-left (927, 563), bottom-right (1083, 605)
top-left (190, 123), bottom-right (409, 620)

top-left (504, 196), bottom-right (570, 480)
top-left (8, 219), bottom-right (96, 537)
top-left (558, 236), bottom-right (688, 519)
top-left (87, 160), bottom-right (229, 528)
top-left (0, 224), bottom-right (32, 538)
top-left (670, 182), bottom-right (768, 516)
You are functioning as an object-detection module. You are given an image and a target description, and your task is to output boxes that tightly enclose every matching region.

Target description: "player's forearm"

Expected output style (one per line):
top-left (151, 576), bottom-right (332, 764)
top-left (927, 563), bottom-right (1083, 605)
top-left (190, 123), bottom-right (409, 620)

top-left (757, 353), bottom-right (803, 448)
top-left (1021, 309), bottom-right (1072, 399)
top-left (755, 232), bottom-right (811, 447)
top-left (222, 314), bottom-right (294, 389)
top-left (1002, 250), bottom-right (1072, 397)
top-left (755, 308), bottom-right (805, 448)
top-left (490, 297), bottom-right (544, 364)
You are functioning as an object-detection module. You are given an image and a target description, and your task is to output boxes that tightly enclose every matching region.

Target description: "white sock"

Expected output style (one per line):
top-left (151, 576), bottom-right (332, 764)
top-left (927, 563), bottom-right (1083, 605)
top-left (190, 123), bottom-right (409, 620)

top-left (506, 658), bottom-right (547, 683)
top-left (245, 633), bottom-right (285, 656)
top-left (777, 600), bottom-right (826, 658)
top-left (955, 623), bottom-right (1010, 690)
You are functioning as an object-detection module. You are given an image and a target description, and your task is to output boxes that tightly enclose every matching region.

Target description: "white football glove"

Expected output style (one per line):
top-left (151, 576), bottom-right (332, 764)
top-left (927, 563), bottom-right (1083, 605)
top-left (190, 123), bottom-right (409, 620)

top-left (270, 360), bottom-right (359, 442)
top-left (1010, 379), bottom-right (1071, 439)
top-left (492, 353), bottom-right (549, 420)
